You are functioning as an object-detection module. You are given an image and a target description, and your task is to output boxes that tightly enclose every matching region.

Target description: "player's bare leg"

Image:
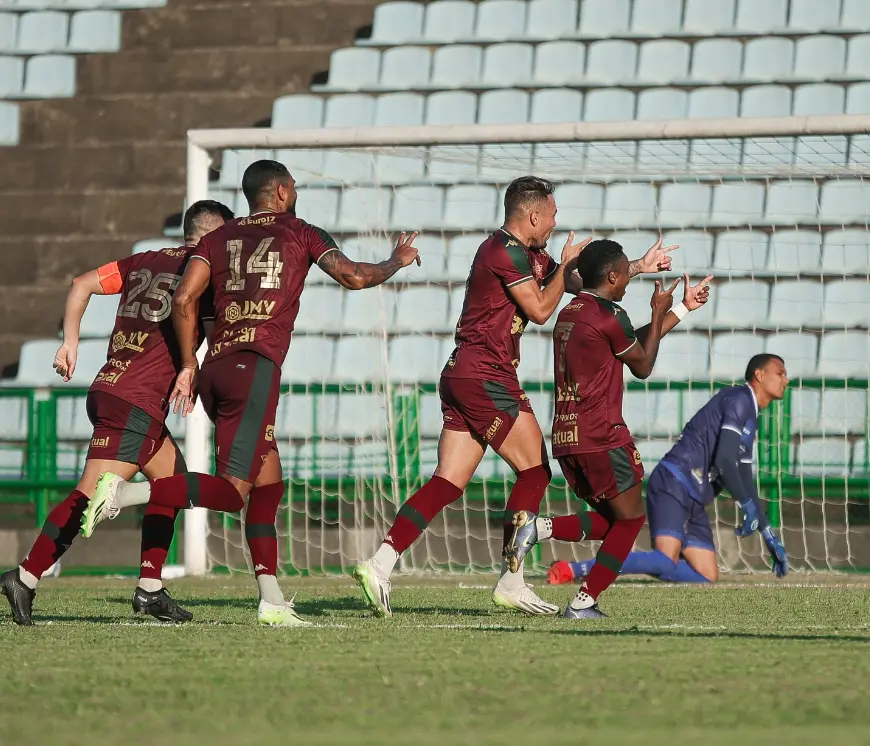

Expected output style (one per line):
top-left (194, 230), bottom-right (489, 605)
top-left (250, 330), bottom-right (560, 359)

top-left (355, 428), bottom-right (484, 617)
top-left (654, 537), bottom-right (718, 582)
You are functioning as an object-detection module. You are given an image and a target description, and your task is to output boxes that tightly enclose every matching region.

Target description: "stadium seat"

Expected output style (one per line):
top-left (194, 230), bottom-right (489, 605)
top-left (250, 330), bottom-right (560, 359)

top-left (295, 188), bottom-right (339, 230)
top-left (583, 88), bottom-right (635, 122)
top-left (577, 0), bottom-right (630, 36)
top-left (742, 38), bottom-right (794, 83)
top-left (55, 396), bottom-right (92, 439)
top-left (710, 183), bottom-right (765, 225)
top-left (475, 0), bottom-right (526, 41)
top-left (623, 391), bottom-right (665, 438)
top-left (787, 388), bottom-right (821, 434)
top-left (608, 230), bottom-right (656, 261)
top-left (79, 294), bottom-right (119, 338)
top-left (824, 279), bottom-right (870, 327)
top-left (131, 237), bottom-right (167, 254)
top-left (324, 48), bottom-right (380, 91)
top-left (795, 133), bottom-right (848, 169)
top-left (68, 10), bottom-right (120, 52)
top-left (326, 94), bottom-right (376, 130)
top-left (818, 332), bottom-right (870, 378)
top-left (768, 280), bottom-right (824, 328)
top-left (295, 286), bottom-right (344, 334)
top-left (767, 230), bottom-right (823, 274)
top-left (636, 88), bottom-right (688, 120)
top-left (219, 148), bottom-right (274, 187)
top-left (392, 287), bottom-right (451, 332)
top-left (631, 0), bottom-right (682, 35)
top-left (657, 184), bottom-right (711, 228)
top-left (741, 84), bottom-right (792, 117)
top-left (9, 339), bottom-right (61, 386)
top-left (404, 234), bottom-right (447, 281)
top-left (526, 0), bottom-right (578, 40)
top-left (846, 82), bottom-right (870, 114)
top-left (379, 46), bottom-right (431, 89)
top-left (16, 10), bottom-right (67, 52)
top-left (688, 87), bottom-right (740, 119)
top-left (602, 183), bottom-right (656, 228)
top-left (446, 233), bottom-right (486, 281)
top-left (271, 94), bottom-right (323, 129)
top-left (690, 39), bottom-right (742, 83)
top-left (683, 0), bottom-right (736, 33)
top-left (647, 333), bottom-right (709, 381)
top-left (422, 0), bottom-right (477, 42)
top-left (478, 88), bottom-right (529, 123)
top-left (0, 396), bottom-right (30, 440)
top-left (820, 181), bottom-right (870, 224)
top-left (517, 333), bottom-right (552, 384)
top-left (845, 35), bottom-right (870, 79)
top-left (792, 36), bottom-right (846, 80)
top-left (765, 180), bottom-right (819, 223)
top-left (367, 2), bottom-right (424, 44)
top-left (66, 339), bottom-right (107, 385)
top-left (389, 336), bottom-right (446, 383)
top-left (282, 337), bottom-right (335, 382)
top-left (335, 394), bottom-right (387, 439)
top-left (338, 187), bottom-right (392, 232)
top-left (392, 185), bottom-right (444, 230)
top-left (710, 333), bottom-right (762, 380)
top-left (333, 336), bottom-right (387, 383)
top-left (552, 183), bottom-right (603, 229)
top-left (533, 41), bottom-right (585, 85)
top-left (373, 93), bottom-right (426, 182)
top-left (638, 39), bottom-right (691, 82)
top-left (443, 185), bottom-right (498, 230)
top-left (842, 0), bottom-right (870, 30)
top-left (0, 57), bottom-right (24, 96)
top-left (342, 288), bottom-right (392, 333)
top-left (788, 0), bottom-right (842, 31)
top-left (794, 437), bottom-right (851, 477)
top-left (617, 279), bottom-right (654, 328)
top-left (766, 332), bottom-right (818, 377)
top-left (585, 40), bottom-right (637, 83)
top-left (635, 438), bottom-right (673, 471)
top-left (530, 88), bottom-right (583, 122)
top-left (22, 55), bottom-right (75, 97)
top-left (275, 393), bottom-right (317, 440)
top-left (819, 389), bottom-right (868, 435)
top-left (425, 90), bottom-right (477, 126)
top-left (793, 84), bottom-right (845, 116)
top-left (714, 280), bottom-right (770, 327)
top-left (662, 230), bottom-right (715, 274)
top-left (417, 391), bottom-right (444, 437)
top-left (430, 45), bottom-right (482, 89)
top-left (482, 43), bottom-right (534, 87)
top-left (0, 12), bottom-right (16, 52)
top-left (734, 0), bottom-right (787, 32)
top-left (822, 230), bottom-right (870, 274)
top-left (526, 389), bottom-right (553, 428)
top-left (852, 440), bottom-right (868, 476)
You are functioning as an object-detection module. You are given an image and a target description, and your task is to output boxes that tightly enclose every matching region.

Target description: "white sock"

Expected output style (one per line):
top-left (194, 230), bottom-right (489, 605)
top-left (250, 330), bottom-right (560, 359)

top-left (370, 543), bottom-right (399, 579)
top-left (18, 566), bottom-right (38, 590)
top-left (496, 559), bottom-right (525, 591)
top-left (256, 574), bottom-right (285, 606)
top-left (115, 480), bottom-right (152, 509)
top-left (536, 516), bottom-right (553, 541)
top-left (137, 578), bottom-right (163, 593)
top-left (570, 585), bottom-right (595, 610)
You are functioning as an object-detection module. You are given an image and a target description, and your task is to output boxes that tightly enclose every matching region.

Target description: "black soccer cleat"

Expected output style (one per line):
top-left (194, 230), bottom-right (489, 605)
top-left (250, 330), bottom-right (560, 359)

top-left (1, 568), bottom-right (35, 626)
top-left (132, 587), bottom-right (193, 623)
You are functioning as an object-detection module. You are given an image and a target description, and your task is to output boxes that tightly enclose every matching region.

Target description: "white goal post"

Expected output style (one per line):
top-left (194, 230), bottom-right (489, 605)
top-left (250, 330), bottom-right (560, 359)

top-left (183, 115), bottom-right (870, 577)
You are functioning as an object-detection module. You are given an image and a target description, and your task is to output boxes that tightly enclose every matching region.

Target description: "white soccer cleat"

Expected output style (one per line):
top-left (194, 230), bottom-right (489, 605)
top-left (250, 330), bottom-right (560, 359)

top-left (257, 599), bottom-right (312, 627)
top-left (492, 583), bottom-right (559, 616)
top-left (353, 560), bottom-right (392, 618)
top-left (80, 472), bottom-right (123, 539)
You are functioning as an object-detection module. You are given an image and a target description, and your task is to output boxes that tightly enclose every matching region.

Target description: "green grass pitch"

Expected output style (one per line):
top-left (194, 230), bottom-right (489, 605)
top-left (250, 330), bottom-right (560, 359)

top-left (2, 575), bottom-right (870, 746)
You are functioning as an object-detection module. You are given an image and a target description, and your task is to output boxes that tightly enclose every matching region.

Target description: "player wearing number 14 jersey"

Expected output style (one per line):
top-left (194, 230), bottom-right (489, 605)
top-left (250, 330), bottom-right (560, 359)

top-left (83, 160), bottom-right (421, 627)
top-left (1, 200), bottom-right (233, 625)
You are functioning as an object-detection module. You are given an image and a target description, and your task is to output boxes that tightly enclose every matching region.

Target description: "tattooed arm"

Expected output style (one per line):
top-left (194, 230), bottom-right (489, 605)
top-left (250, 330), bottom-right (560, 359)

top-left (318, 232), bottom-right (420, 290)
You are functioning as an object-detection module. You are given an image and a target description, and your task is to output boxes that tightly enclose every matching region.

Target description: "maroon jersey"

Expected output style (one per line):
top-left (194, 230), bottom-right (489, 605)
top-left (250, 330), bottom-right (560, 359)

top-left (443, 229), bottom-right (557, 382)
top-left (89, 247), bottom-right (210, 424)
top-left (193, 212), bottom-right (337, 368)
top-left (552, 291), bottom-right (637, 456)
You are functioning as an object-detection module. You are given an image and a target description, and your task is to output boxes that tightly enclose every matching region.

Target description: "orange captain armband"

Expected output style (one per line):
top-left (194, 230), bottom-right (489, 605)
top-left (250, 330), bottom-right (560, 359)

top-left (97, 261), bottom-right (123, 295)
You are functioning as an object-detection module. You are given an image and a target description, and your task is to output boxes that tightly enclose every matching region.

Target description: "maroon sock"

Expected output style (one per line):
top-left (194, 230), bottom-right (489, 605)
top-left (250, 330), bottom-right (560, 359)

top-left (584, 515), bottom-right (646, 599)
top-left (550, 511), bottom-right (613, 542)
top-left (149, 473), bottom-right (244, 512)
top-left (139, 504), bottom-right (179, 581)
top-left (245, 482), bottom-right (284, 576)
top-left (502, 465), bottom-right (550, 548)
top-left (385, 476), bottom-right (463, 554)
top-left (21, 490), bottom-right (89, 579)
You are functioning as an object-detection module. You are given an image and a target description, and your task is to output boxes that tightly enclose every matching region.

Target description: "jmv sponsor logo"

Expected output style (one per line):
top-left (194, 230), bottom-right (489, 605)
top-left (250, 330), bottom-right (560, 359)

top-left (225, 299), bottom-right (276, 324)
top-left (112, 331), bottom-right (149, 353)
top-left (484, 417), bottom-right (503, 443)
top-left (552, 426), bottom-right (579, 447)
top-left (556, 384), bottom-right (580, 402)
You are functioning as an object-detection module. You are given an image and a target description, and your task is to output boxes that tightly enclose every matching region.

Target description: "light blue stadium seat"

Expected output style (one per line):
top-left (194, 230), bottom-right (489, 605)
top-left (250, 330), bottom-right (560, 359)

top-left (714, 280), bottom-right (770, 327)
top-left (475, 0), bottom-right (526, 41)
top-left (379, 46), bottom-right (431, 89)
top-left (846, 35), bottom-right (870, 80)
top-left (444, 185), bottom-right (498, 230)
top-left (852, 440), bottom-right (868, 476)
top-left (405, 234), bottom-right (447, 281)
top-left (0, 396), bottom-right (29, 439)
top-left (783, 388), bottom-right (819, 435)
top-left (768, 280), bottom-right (824, 328)
top-left (603, 183), bottom-right (656, 228)
top-left (578, 0), bottom-right (630, 36)
top-left (794, 437), bottom-right (851, 477)
top-left (789, 0), bottom-right (842, 32)
top-left (392, 185), bottom-right (444, 230)
top-left (0, 12), bottom-right (16, 52)
top-left (325, 48), bottom-right (380, 91)
top-left (431, 45), bottom-right (482, 88)
top-left (530, 87), bottom-right (583, 122)
top-left (690, 39), bottom-right (742, 83)
top-left (272, 94), bottom-right (323, 129)
top-left (367, 2), bottom-right (424, 45)
top-left (623, 390), bottom-right (664, 438)
top-left (333, 336), bottom-right (386, 383)
top-left (741, 84), bottom-right (792, 117)
top-left (554, 182), bottom-right (603, 228)
top-left (477, 90), bottom-right (530, 180)
top-left (793, 36), bottom-right (846, 81)
top-left (478, 88), bottom-right (528, 123)
top-left (69, 339), bottom-right (108, 385)
top-left (631, 0), bottom-right (682, 35)
top-left (657, 184), bottom-right (711, 227)
top-left (635, 438), bottom-right (673, 471)
top-left (824, 279), bottom-right (870, 327)
top-left (338, 187), bottom-right (392, 232)
top-left (56, 395), bottom-right (92, 439)
top-left (533, 41), bottom-right (584, 85)
top-left (0, 56), bottom-right (24, 97)
top-left (68, 10), bottom-right (120, 52)
top-left (392, 287), bottom-right (451, 332)
top-left (335, 394), bottom-right (387, 439)
top-left (846, 82), bottom-right (870, 115)
top-left (80, 293), bottom-right (119, 337)
top-left (482, 43), bottom-right (534, 87)
top-left (373, 93), bottom-right (426, 184)
top-left (583, 88), bottom-right (635, 121)
top-left (647, 333), bottom-right (709, 381)
top-left (342, 285), bottom-right (392, 333)
top-left (10, 339), bottom-right (60, 386)
top-left (295, 188), bottom-right (339, 230)
top-left (275, 393), bottom-right (316, 440)
top-left (282, 336), bottom-right (334, 383)
top-left (688, 89), bottom-right (741, 164)
top-left (818, 331), bottom-right (870, 377)
top-left (585, 39), bottom-right (637, 83)
top-left (842, 0), bottom-right (870, 30)
top-left (517, 333), bottom-right (552, 383)
top-left (636, 88), bottom-right (688, 120)
top-left (22, 54), bottom-right (75, 97)
top-left (423, 0), bottom-right (476, 42)
top-left (219, 148), bottom-right (274, 188)
top-left (320, 95), bottom-right (376, 182)
top-left (527, 0), bottom-right (578, 39)
top-left (710, 333), bottom-right (761, 380)
top-left (765, 180), bottom-right (818, 223)
top-left (295, 286), bottom-right (344, 334)
top-left (819, 389), bottom-right (868, 435)
top-left (618, 278), bottom-right (655, 326)
top-left (713, 231), bottom-right (769, 275)
top-left (794, 83), bottom-right (845, 116)
top-left (742, 38), bottom-right (793, 83)
top-left (820, 181), bottom-right (870, 224)
top-left (16, 10), bottom-right (67, 52)
top-left (767, 332), bottom-right (818, 378)
top-left (710, 183), bottom-right (765, 225)
top-left (636, 40), bottom-right (690, 84)
top-left (767, 230), bottom-right (822, 274)
top-left (447, 233), bottom-right (486, 281)
top-left (425, 91), bottom-right (479, 180)
top-left (389, 336), bottom-right (445, 385)
top-left (131, 237), bottom-right (167, 254)
top-left (822, 229), bottom-right (870, 274)
top-left (735, 0), bottom-right (787, 32)
top-left (795, 133), bottom-right (847, 169)
top-left (342, 236), bottom-right (392, 266)
top-left (683, 0), bottom-right (735, 32)
top-left (662, 230), bottom-right (714, 274)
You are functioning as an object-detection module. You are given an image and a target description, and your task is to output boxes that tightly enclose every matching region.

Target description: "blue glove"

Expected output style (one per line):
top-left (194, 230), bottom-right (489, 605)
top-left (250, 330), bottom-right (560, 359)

top-left (761, 526), bottom-right (789, 578)
top-left (735, 499), bottom-right (761, 538)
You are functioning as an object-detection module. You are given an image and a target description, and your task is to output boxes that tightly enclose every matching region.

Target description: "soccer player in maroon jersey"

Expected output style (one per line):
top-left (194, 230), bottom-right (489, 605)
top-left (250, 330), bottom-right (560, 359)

top-left (82, 160), bottom-right (420, 627)
top-left (0, 200), bottom-right (233, 625)
top-left (509, 239), bottom-right (712, 618)
top-left (354, 177), bottom-right (678, 617)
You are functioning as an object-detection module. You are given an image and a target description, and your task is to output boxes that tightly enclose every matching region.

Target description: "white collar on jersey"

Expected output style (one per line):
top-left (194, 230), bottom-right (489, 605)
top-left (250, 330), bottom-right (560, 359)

top-left (744, 383), bottom-right (759, 417)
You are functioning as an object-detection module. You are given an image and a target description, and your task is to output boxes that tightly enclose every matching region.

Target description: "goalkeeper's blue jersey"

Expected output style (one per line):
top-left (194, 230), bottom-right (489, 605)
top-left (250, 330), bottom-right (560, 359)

top-left (661, 385), bottom-right (758, 505)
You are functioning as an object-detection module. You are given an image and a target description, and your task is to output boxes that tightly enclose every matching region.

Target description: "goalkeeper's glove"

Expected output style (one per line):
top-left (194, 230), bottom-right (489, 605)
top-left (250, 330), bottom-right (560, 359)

top-left (735, 499), bottom-right (761, 538)
top-left (761, 526), bottom-right (789, 578)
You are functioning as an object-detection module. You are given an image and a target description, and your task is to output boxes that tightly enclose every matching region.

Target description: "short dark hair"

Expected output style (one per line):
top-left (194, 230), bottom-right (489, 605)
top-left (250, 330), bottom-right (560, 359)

top-left (576, 239), bottom-right (626, 288)
top-left (242, 159), bottom-right (291, 205)
top-left (182, 200), bottom-right (234, 240)
top-left (504, 176), bottom-right (555, 219)
top-left (745, 353), bottom-right (785, 382)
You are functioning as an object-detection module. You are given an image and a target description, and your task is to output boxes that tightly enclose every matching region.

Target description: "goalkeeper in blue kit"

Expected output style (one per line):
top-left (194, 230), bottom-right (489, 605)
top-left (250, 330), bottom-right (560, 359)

top-left (549, 353), bottom-right (790, 586)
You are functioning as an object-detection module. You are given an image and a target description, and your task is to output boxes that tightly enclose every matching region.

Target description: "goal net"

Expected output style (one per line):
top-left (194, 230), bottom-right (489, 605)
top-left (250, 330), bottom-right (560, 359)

top-left (183, 116), bottom-right (870, 578)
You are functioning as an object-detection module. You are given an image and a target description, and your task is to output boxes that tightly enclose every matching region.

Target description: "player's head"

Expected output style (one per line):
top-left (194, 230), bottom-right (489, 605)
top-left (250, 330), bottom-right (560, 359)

top-left (503, 176), bottom-right (556, 250)
top-left (182, 200), bottom-right (234, 245)
top-left (576, 239), bottom-right (630, 300)
top-left (745, 353), bottom-right (789, 406)
top-left (242, 160), bottom-right (297, 214)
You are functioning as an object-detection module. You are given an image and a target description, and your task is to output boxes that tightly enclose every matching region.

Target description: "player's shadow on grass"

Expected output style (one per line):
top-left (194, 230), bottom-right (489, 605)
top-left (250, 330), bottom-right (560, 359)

top-left (543, 628), bottom-right (870, 644)
top-left (38, 615), bottom-right (134, 624)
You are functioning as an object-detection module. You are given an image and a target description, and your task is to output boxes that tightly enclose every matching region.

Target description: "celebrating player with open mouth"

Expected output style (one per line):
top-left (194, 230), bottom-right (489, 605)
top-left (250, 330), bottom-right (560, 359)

top-left (354, 177), bottom-right (677, 618)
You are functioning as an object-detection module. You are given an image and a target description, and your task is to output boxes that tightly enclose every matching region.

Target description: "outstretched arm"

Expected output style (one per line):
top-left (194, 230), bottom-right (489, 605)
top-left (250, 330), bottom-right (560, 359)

top-left (54, 267), bottom-right (108, 382)
top-left (635, 274), bottom-right (713, 346)
top-left (172, 257), bottom-right (211, 370)
top-left (620, 279), bottom-right (678, 379)
top-left (628, 237), bottom-right (678, 278)
top-left (318, 232), bottom-right (420, 290)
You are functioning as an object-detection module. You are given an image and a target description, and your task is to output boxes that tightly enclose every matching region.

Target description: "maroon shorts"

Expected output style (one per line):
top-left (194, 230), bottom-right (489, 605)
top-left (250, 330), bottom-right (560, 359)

top-left (86, 390), bottom-right (168, 467)
top-left (440, 375), bottom-right (533, 450)
top-left (558, 442), bottom-right (644, 502)
top-left (199, 350), bottom-right (280, 483)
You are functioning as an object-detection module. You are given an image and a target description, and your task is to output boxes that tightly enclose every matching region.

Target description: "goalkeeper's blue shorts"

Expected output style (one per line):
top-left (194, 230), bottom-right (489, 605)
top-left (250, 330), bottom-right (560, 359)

top-left (646, 464), bottom-right (715, 551)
